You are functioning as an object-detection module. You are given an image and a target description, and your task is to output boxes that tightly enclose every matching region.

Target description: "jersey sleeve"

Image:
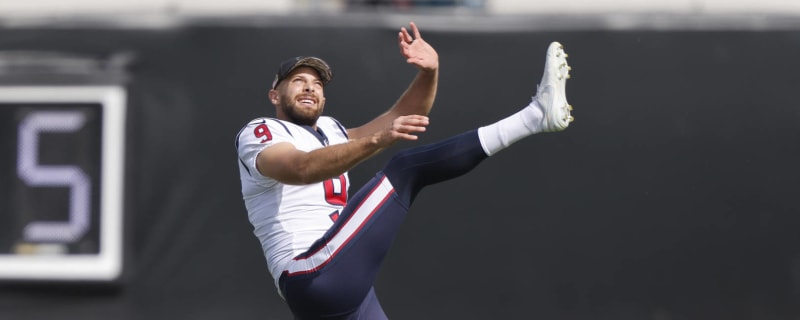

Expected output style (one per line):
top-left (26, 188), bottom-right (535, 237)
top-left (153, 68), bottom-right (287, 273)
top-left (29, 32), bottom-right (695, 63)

top-left (236, 118), bottom-right (294, 179)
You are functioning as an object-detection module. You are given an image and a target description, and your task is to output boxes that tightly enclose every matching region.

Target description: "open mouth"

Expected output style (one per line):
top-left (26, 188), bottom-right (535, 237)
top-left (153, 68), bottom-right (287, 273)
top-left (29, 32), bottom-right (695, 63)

top-left (297, 95), bottom-right (317, 106)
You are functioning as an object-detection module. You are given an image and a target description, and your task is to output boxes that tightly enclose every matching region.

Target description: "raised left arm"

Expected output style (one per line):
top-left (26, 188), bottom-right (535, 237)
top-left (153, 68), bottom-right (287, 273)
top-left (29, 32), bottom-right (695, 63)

top-left (348, 22), bottom-right (439, 140)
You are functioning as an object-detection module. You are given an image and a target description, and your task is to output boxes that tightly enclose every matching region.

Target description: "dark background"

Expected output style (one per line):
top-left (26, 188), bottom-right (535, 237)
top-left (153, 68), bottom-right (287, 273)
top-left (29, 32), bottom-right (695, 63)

top-left (1, 22), bottom-right (799, 319)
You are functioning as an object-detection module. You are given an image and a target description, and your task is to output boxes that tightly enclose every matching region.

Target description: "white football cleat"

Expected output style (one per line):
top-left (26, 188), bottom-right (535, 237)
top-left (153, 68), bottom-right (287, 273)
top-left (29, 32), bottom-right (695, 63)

top-left (535, 42), bottom-right (573, 132)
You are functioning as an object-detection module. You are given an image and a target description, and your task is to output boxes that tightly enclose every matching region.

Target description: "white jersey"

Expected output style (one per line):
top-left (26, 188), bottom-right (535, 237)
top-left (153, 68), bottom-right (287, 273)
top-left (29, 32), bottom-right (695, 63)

top-left (236, 116), bottom-right (351, 287)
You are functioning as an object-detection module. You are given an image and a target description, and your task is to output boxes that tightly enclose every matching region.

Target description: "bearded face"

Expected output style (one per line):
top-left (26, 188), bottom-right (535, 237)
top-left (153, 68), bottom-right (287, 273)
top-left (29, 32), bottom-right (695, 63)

top-left (271, 67), bottom-right (326, 126)
top-left (277, 89), bottom-right (325, 126)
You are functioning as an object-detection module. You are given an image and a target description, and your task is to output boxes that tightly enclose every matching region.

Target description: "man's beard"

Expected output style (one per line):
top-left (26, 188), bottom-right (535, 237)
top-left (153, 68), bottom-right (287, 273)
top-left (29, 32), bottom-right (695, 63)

top-left (279, 97), bottom-right (323, 126)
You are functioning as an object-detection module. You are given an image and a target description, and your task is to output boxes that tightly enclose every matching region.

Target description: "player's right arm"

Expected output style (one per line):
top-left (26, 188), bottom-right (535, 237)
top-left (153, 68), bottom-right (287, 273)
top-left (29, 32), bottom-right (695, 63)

top-left (256, 115), bottom-right (429, 185)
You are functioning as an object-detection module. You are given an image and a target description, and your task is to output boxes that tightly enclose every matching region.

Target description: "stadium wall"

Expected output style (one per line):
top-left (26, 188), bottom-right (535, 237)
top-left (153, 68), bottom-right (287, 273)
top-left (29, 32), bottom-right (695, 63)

top-left (0, 22), bottom-right (799, 319)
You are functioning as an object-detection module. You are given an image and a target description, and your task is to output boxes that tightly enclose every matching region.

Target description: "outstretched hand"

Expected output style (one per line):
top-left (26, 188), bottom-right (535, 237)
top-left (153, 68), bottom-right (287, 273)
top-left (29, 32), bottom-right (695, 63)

top-left (374, 115), bottom-right (429, 147)
top-left (398, 22), bottom-right (439, 72)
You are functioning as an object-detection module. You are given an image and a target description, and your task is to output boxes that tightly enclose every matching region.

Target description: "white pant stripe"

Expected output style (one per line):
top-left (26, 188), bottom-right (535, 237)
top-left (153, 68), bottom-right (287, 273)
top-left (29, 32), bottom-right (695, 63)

top-left (285, 176), bottom-right (394, 276)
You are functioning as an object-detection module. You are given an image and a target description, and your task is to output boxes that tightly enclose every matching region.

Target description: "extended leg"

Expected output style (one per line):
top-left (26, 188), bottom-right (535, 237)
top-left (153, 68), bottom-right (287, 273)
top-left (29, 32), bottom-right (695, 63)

top-left (280, 130), bottom-right (488, 318)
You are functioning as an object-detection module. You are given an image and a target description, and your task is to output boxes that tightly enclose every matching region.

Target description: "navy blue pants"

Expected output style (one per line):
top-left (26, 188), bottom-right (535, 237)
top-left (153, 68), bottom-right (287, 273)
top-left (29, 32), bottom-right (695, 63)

top-left (279, 130), bottom-right (488, 319)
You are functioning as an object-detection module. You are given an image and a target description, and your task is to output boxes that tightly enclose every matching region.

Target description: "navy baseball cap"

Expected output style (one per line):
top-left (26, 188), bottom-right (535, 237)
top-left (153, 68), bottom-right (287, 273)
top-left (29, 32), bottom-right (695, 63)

top-left (272, 56), bottom-right (332, 89)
